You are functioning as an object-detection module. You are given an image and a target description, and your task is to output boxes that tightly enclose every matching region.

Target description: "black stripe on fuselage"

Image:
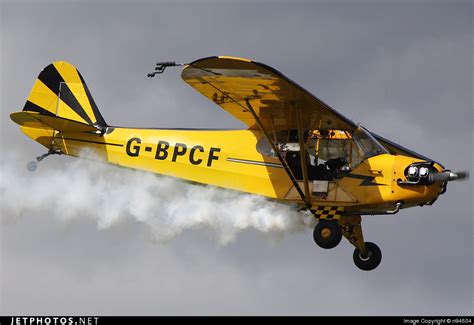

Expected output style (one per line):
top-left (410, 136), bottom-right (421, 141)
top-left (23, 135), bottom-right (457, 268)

top-left (343, 173), bottom-right (386, 186)
top-left (110, 126), bottom-right (244, 131)
top-left (226, 157), bottom-right (283, 168)
top-left (58, 137), bottom-right (123, 147)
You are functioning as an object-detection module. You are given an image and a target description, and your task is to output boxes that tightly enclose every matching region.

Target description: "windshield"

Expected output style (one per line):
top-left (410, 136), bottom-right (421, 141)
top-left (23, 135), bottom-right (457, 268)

top-left (352, 126), bottom-right (389, 160)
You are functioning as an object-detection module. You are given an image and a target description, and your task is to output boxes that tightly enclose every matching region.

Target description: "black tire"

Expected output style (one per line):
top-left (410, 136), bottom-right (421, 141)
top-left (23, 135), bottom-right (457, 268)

top-left (313, 220), bottom-right (342, 249)
top-left (353, 242), bottom-right (382, 271)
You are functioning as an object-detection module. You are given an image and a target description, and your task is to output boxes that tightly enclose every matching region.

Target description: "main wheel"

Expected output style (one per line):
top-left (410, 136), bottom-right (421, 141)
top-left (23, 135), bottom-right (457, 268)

top-left (353, 242), bottom-right (382, 271)
top-left (313, 220), bottom-right (342, 249)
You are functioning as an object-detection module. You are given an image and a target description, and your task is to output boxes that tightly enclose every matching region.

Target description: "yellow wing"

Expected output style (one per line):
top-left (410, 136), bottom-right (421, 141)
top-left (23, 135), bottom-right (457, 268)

top-left (181, 56), bottom-right (357, 132)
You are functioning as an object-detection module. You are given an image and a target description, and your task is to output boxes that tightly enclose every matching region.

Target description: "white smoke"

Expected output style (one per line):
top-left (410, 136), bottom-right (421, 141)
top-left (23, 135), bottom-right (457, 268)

top-left (0, 154), bottom-right (313, 244)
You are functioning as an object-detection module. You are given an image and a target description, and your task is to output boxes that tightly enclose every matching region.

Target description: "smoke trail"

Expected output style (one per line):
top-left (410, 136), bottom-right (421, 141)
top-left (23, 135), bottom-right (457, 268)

top-left (0, 154), bottom-right (313, 244)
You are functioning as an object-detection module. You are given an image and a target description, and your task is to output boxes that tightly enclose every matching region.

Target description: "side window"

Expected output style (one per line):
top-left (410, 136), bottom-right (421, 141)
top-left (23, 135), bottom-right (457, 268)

top-left (318, 139), bottom-right (347, 162)
top-left (317, 139), bottom-right (363, 169)
top-left (256, 136), bottom-right (277, 157)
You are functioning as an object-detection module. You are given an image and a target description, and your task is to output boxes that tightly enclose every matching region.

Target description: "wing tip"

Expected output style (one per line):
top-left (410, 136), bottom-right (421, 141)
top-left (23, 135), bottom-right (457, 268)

top-left (217, 56), bottom-right (252, 62)
top-left (187, 55), bottom-right (253, 66)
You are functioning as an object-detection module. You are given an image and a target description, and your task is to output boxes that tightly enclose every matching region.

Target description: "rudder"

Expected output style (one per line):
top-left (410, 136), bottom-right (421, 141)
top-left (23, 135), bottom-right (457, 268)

top-left (22, 61), bottom-right (107, 129)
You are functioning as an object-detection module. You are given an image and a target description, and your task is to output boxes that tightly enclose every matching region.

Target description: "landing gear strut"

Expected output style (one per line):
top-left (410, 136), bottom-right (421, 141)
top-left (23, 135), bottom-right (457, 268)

top-left (27, 149), bottom-right (62, 172)
top-left (339, 215), bottom-right (382, 271)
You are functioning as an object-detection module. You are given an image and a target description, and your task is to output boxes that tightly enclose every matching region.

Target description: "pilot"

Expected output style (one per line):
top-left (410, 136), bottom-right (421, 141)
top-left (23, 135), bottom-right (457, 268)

top-left (284, 130), bottom-right (310, 180)
top-left (312, 130), bottom-right (350, 180)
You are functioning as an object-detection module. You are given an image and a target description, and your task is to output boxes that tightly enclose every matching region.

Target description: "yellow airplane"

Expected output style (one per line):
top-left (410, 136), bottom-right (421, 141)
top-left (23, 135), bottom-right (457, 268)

top-left (10, 56), bottom-right (468, 270)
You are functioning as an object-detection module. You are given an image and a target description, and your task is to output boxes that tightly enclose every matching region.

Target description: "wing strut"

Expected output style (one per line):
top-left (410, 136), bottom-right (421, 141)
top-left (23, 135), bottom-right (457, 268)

top-left (244, 99), bottom-right (311, 208)
top-left (295, 103), bottom-right (311, 204)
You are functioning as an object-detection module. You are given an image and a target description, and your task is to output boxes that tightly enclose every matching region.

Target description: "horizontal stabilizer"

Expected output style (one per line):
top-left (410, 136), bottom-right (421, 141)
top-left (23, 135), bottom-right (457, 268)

top-left (10, 111), bottom-right (99, 133)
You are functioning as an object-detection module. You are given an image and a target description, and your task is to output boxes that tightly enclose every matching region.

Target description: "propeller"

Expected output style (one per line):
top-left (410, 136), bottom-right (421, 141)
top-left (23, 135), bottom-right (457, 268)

top-left (431, 170), bottom-right (469, 183)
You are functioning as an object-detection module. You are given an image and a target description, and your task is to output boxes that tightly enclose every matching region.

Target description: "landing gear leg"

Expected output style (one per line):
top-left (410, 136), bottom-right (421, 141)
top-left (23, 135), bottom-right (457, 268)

top-left (339, 215), bottom-right (382, 271)
top-left (27, 149), bottom-right (62, 172)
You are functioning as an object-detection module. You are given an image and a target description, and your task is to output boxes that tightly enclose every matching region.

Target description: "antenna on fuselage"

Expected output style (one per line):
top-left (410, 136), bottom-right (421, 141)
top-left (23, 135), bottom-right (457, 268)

top-left (147, 61), bottom-right (185, 78)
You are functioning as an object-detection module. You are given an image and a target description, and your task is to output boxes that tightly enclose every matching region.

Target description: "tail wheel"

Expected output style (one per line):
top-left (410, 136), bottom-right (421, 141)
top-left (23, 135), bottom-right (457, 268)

top-left (27, 161), bottom-right (38, 172)
top-left (313, 220), bottom-right (342, 249)
top-left (353, 242), bottom-right (382, 271)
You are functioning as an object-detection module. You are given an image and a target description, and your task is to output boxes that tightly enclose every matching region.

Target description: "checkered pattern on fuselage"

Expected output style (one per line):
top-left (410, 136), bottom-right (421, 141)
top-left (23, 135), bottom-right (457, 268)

top-left (313, 206), bottom-right (344, 220)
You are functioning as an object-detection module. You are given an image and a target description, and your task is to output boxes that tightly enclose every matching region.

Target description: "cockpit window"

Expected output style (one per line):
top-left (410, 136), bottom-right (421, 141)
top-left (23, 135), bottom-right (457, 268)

top-left (352, 126), bottom-right (389, 160)
top-left (255, 126), bottom-right (389, 180)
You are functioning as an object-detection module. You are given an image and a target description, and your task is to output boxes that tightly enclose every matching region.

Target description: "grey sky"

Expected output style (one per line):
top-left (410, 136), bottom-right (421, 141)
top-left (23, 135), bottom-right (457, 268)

top-left (1, 0), bottom-right (472, 315)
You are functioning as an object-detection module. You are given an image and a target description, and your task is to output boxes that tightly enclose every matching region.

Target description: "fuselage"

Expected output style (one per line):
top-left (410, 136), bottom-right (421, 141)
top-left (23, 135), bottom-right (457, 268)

top-left (21, 125), bottom-right (445, 213)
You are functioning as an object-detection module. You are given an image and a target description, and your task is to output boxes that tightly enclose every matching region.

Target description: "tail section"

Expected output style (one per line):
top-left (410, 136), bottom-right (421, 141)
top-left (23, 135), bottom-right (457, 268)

top-left (10, 61), bottom-right (107, 148)
top-left (23, 61), bottom-right (106, 127)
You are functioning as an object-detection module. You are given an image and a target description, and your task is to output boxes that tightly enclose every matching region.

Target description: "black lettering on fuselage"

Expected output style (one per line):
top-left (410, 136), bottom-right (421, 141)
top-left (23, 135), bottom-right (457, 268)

top-left (172, 143), bottom-right (187, 162)
top-left (155, 140), bottom-right (170, 160)
top-left (207, 147), bottom-right (221, 167)
top-left (126, 137), bottom-right (141, 157)
top-left (126, 137), bottom-right (220, 167)
top-left (189, 145), bottom-right (204, 165)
